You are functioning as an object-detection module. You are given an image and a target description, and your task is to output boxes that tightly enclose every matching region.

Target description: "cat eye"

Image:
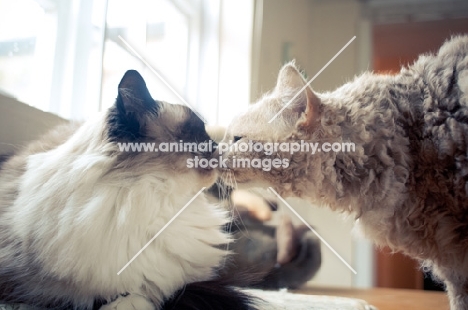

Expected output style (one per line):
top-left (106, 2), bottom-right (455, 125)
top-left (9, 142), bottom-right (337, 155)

top-left (233, 136), bottom-right (242, 143)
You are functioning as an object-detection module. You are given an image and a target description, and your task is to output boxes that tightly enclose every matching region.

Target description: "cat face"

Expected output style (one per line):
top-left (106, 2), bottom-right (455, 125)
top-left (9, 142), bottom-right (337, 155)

top-left (219, 63), bottom-right (321, 187)
top-left (107, 70), bottom-right (217, 187)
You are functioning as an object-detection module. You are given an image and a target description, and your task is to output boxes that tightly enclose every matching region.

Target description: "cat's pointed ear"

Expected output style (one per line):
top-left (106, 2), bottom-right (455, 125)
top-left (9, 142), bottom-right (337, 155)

top-left (275, 61), bottom-right (307, 92)
top-left (113, 70), bottom-right (160, 138)
top-left (275, 62), bottom-right (321, 131)
top-left (117, 70), bottom-right (159, 116)
top-left (296, 86), bottom-right (321, 131)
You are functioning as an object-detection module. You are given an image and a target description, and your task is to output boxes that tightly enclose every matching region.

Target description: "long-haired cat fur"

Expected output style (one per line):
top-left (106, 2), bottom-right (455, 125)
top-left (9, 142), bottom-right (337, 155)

top-left (0, 70), bottom-right (255, 309)
top-left (221, 35), bottom-right (468, 309)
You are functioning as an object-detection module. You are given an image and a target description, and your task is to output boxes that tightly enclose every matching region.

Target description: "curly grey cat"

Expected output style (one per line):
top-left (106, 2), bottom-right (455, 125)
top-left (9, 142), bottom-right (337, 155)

top-left (221, 36), bottom-right (468, 309)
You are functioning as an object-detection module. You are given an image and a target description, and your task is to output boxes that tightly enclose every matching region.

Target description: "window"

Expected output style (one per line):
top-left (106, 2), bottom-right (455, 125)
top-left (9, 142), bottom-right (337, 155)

top-left (101, 0), bottom-right (197, 111)
top-left (0, 0), bottom-right (107, 119)
top-left (0, 0), bottom-right (57, 112)
top-left (0, 0), bottom-right (253, 125)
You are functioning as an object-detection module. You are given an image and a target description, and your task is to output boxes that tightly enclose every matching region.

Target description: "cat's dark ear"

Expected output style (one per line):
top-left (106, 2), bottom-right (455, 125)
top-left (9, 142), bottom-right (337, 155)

top-left (111, 70), bottom-right (160, 139)
top-left (275, 62), bottom-right (320, 131)
top-left (117, 70), bottom-right (159, 116)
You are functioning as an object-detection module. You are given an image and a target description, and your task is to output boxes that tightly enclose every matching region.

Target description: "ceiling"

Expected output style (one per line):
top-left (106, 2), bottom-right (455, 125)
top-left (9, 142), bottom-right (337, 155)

top-left (361, 0), bottom-right (468, 24)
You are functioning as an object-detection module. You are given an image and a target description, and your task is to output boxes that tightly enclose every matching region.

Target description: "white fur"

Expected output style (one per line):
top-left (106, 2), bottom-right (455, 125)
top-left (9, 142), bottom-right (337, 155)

top-left (5, 113), bottom-right (229, 307)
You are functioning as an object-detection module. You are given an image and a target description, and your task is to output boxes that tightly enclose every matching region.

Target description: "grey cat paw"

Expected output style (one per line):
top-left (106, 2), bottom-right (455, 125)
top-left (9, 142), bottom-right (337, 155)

top-left (100, 294), bottom-right (155, 310)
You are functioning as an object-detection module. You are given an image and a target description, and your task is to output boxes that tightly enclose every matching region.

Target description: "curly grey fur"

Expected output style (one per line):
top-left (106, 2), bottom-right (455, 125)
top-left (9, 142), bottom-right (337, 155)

top-left (222, 36), bottom-right (468, 309)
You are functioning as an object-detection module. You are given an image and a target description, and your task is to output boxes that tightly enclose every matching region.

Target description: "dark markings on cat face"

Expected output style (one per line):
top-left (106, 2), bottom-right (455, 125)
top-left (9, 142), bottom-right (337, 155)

top-left (180, 109), bottom-right (211, 143)
top-left (107, 70), bottom-right (213, 148)
top-left (105, 70), bottom-right (217, 185)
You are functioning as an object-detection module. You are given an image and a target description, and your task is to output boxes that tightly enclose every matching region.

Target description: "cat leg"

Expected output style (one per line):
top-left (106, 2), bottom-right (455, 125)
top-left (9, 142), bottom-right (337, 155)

top-left (444, 278), bottom-right (468, 310)
top-left (100, 294), bottom-right (155, 310)
top-left (432, 265), bottom-right (468, 310)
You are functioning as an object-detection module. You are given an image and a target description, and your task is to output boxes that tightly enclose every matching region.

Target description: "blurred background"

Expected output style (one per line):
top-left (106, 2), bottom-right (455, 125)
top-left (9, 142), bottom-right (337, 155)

top-left (0, 0), bottom-right (467, 292)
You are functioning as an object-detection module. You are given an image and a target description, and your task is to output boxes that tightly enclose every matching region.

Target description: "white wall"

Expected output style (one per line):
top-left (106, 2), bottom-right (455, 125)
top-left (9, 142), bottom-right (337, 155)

top-left (255, 0), bottom-right (368, 96)
top-left (252, 0), bottom-right (374, 288)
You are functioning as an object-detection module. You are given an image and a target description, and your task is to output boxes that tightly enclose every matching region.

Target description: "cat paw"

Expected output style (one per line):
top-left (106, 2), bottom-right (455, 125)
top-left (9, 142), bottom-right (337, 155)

top-left (100, 294), bottom-right (155, 310)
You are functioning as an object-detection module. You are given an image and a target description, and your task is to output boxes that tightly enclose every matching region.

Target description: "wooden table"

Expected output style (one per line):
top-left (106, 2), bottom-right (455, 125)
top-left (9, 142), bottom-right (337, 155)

top-left (296, 286), bottom-right (450, 310)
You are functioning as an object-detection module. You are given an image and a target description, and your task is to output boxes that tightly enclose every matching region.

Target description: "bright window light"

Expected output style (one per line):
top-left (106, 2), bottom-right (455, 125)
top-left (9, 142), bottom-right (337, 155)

top-left (0, 0), bottom-right (253, 125)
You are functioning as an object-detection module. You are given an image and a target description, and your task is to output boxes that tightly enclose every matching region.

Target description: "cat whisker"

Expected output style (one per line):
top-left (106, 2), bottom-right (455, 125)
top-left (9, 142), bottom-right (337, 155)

top-left (219, 170), bottom-right (251, 239)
